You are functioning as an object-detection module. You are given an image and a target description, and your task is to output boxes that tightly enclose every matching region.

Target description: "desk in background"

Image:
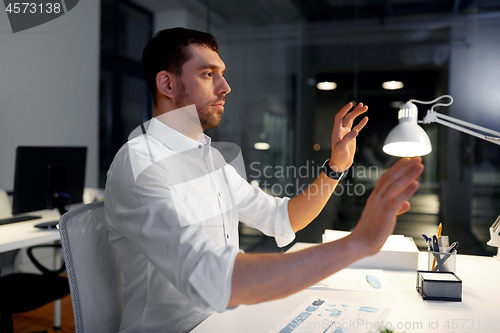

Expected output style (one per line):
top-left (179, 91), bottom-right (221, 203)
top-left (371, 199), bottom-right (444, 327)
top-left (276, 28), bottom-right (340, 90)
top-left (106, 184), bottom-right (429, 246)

top-left (0, 187), bottom-right (102, 255)
top-left (0, 209), bottom-right (61, 275)
top-left (193, 243), bottom-right (500, 333)
top-left (0, 209), bottom-right (60, 254)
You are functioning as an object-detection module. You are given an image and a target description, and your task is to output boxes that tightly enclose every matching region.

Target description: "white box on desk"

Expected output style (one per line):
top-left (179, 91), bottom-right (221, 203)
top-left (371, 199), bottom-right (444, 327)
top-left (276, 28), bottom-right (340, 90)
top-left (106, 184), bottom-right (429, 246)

top-left (322, 230), bottom-right (419, 271)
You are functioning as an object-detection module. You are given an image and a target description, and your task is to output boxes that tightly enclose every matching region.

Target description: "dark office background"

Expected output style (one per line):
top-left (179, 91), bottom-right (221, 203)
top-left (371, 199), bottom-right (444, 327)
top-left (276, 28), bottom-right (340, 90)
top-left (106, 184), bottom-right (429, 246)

top-left (0, 1), bottom-right (498, 331)
top-left (1, 0), bottom-right (498, 257)
top-left (94, 0), bottom-right (500, 257)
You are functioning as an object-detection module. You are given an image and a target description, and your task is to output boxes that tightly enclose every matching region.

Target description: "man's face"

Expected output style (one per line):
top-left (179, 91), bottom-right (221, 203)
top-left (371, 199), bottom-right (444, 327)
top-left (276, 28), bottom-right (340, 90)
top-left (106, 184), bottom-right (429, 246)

top-left (174, 43), bottom-right (231, 131)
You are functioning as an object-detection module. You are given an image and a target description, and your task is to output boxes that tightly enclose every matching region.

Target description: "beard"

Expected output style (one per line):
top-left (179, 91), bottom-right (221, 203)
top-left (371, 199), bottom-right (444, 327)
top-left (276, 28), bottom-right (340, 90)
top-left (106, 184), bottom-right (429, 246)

top-left (175, 78), bottom-right (224, 131)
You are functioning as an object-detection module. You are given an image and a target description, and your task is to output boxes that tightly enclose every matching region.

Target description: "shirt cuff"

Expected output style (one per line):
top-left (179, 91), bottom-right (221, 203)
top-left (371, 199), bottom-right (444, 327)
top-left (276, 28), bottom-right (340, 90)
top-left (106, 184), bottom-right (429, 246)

top-left (273, 197), bottom-right (296, 248)
top-left (188, 245), bottom-right (242, 312)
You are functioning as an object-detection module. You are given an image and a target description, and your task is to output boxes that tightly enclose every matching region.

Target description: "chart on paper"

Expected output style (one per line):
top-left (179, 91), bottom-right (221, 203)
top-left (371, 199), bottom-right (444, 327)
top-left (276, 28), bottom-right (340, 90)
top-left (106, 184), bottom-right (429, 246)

top-left (268, 297), bottom-right (391, 333)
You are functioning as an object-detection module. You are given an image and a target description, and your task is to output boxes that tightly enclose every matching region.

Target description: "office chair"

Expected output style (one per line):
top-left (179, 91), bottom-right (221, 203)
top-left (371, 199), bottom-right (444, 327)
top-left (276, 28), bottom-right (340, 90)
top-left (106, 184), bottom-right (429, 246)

top-left (0, 267), bottom-right (69, 332)
top-left (59, 201), bottom-right (124, 333)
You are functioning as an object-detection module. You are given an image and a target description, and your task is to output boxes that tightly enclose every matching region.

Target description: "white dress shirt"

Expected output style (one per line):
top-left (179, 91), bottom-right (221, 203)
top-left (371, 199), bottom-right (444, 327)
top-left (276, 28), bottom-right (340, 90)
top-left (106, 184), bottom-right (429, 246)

top-left (104, 118), bottom-right (295, 332)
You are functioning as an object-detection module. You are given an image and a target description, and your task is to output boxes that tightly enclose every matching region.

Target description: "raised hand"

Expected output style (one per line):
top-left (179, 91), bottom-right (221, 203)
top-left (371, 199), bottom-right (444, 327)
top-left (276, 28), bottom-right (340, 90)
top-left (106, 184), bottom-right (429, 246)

top-left (350, 157), bottom-right (424, 256)
top-left (330, 102), bottom-right (369, 172)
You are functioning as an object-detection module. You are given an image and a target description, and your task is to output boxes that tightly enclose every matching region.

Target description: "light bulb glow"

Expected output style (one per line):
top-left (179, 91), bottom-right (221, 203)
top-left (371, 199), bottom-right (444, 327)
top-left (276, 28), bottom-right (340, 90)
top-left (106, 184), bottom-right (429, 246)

top-left (382, 81), bottom-right (404, 90)
top-left (383, 142), bottom-right (432, 157)
top-left (316, 81), bottom-right (337, 90)
top-left (254, 142), bottom-right (270, 150)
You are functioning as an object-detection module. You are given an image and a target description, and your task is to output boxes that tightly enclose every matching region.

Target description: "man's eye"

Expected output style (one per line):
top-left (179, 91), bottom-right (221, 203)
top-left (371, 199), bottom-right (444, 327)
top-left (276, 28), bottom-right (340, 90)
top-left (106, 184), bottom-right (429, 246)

top-left (204, 72), bottom-right (213, 78)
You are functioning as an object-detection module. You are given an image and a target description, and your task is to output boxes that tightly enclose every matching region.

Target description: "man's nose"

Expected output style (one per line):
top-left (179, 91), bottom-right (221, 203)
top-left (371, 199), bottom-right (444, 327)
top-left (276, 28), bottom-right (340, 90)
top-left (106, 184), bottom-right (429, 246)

top-left (217, 76), bottom-right (231, 95)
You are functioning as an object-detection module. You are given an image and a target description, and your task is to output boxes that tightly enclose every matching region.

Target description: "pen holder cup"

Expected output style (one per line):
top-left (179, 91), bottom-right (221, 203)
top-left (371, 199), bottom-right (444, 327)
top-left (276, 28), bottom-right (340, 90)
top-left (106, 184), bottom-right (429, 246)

top-left (428, 251), bottom-right (456, 273)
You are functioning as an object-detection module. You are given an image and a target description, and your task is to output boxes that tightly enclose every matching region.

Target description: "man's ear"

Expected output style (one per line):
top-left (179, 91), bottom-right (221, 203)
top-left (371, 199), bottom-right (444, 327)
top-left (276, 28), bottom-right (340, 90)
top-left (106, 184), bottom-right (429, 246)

top-left (156, 70), bottom-right (176, 100)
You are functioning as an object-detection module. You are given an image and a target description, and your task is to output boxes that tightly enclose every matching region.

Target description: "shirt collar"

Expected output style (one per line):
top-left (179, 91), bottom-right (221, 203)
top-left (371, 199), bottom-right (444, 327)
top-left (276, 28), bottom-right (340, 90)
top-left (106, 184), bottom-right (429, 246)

top-left (147, 118), bottom-right (211, 153)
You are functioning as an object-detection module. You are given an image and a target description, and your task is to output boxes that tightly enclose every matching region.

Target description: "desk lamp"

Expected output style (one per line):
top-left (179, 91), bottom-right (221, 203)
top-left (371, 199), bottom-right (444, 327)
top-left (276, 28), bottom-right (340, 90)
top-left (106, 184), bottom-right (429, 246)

top-left (383, 95), bottom-right (500, 157)
top-left (383, 94), bottom-right (500, 258)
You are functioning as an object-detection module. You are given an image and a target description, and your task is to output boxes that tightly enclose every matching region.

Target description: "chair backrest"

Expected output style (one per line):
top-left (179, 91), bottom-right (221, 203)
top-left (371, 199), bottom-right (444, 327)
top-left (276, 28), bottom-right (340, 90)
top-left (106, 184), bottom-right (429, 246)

top-left (59, 201), bottom-right (124, 333)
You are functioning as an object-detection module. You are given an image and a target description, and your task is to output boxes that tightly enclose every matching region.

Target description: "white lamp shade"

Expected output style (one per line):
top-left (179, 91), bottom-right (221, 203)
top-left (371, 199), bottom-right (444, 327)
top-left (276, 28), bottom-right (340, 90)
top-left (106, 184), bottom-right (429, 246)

top-left (383, 122), bottom-right (432, 157)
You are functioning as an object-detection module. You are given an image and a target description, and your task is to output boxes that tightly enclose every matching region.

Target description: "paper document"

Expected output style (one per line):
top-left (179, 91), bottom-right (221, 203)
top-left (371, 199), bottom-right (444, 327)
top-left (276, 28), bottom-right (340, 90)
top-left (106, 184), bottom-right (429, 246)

top-left (311, 269), bottom-right (395, 292)
top-left (268, 296), bottom-right (390, 333)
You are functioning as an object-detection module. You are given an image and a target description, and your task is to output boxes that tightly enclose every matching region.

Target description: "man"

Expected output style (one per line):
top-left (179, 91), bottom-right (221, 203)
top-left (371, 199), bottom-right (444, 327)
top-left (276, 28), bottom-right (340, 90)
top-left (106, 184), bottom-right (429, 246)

top-left (104, 27), bottom-right (423, 332)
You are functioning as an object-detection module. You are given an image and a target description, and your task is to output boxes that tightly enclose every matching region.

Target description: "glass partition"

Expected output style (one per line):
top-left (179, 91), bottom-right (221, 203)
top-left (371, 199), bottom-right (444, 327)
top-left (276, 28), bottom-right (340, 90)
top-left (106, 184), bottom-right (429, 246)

top-left (121, 0), bottom-right (500, 255)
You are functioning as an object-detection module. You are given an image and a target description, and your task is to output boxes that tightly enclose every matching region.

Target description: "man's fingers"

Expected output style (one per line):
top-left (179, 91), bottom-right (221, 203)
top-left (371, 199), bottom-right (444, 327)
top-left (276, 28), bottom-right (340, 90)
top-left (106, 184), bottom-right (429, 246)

top-left (332, 102), bottom-right (354, 137)
top-left (335, 129), bottom-right (359, 151)
top-left (373, 157), bottom-right (423, 198)
top-left (335, 102), bottom-right (354, 121)
top-left (342, 103), bottom-right (368, 128)
top-left (352, 116), bottom-right (369, 132)
top-left (332, 103), bottom-right (368, 142)
top-left (396, 201), bottom-right (411, 215)
top-left (390, 181), bottom-right (419, 215)
top-left (372, 158), bottom-right (412, 197)
top-left (384, 157), bottom-right (422, 182)
top-left (383, 162), bottom-right (423, 197)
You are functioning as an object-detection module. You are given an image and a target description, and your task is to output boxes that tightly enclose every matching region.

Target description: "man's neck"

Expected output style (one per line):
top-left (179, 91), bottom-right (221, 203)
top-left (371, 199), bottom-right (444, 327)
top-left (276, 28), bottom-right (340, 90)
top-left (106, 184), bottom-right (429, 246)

top-left (154, 104), bottom-right (203, 142)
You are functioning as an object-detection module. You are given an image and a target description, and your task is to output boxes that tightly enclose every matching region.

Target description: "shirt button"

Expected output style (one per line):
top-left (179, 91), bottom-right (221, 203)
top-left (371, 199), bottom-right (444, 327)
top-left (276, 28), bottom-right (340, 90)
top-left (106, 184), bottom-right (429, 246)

top-left (226, 234), bottom-right (230, 239)
top-left (218, 193), bottom-right (221, 197)
top-left (198, 144), bottom-right (202, 149)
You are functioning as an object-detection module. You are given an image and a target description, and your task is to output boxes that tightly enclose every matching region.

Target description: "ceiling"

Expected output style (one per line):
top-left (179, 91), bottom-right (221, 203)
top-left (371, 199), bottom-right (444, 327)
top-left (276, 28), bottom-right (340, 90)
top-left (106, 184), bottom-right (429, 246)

top-left (131, 0), bottom-right (500, 26)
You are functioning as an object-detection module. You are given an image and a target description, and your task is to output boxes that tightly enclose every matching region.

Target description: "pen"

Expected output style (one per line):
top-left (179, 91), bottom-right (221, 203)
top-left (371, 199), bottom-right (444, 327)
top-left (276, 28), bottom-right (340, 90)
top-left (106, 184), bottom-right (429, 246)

top-left (431, 235), bottom-right (439, 270)
top-left (431, 224), bottom-right (442, 271)
top-left (448, 242), bottom-right (459, 253)
top-left (422, 234), bottom-right (432, 250)
top-left (432, 235), bottom-right (439, 252)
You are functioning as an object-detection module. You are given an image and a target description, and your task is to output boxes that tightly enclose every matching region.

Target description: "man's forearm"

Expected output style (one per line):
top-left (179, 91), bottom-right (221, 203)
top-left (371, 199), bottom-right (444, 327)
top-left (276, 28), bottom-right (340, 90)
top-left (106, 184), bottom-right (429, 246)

top-left (229, 157), bottom-right (424, 308)
top-left (288, 171), bottom-right (338, 232)
top-left (227, 234), bottom-right (366, 307)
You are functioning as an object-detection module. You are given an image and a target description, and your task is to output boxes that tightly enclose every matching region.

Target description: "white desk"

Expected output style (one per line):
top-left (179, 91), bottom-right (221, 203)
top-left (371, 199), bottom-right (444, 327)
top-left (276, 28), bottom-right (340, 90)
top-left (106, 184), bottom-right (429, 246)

top-left (193, 243), bottom-right (500, 333)
top-left (0, 209), bottom-right (60, 253)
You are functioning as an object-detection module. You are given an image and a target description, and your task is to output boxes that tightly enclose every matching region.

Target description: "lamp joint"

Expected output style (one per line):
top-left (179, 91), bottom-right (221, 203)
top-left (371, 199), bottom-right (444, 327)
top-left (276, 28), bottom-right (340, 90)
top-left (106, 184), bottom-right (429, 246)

top-left (422, 110), bottom-right (438, 124)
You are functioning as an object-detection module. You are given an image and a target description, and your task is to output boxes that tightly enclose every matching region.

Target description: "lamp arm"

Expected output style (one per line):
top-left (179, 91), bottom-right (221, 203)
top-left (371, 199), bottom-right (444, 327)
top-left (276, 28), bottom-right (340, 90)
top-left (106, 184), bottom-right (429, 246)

top-left (421, 110), bottom-right (500, 146)
top-left (434, 111), bottom-right (500, 137)
top-left (435, 118), bottom-right (500, 145)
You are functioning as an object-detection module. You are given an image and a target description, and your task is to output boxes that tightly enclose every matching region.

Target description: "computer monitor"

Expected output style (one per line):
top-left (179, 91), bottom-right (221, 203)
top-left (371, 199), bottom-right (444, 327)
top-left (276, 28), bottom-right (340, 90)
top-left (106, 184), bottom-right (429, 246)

top-left (12, 146), bottom-right (87, 215)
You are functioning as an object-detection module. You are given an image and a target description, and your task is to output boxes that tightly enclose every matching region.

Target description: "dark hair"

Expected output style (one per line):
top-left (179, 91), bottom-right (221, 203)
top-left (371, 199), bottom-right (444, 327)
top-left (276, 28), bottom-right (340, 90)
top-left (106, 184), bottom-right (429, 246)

top-left (141, 27), bottom-right (219, 105)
